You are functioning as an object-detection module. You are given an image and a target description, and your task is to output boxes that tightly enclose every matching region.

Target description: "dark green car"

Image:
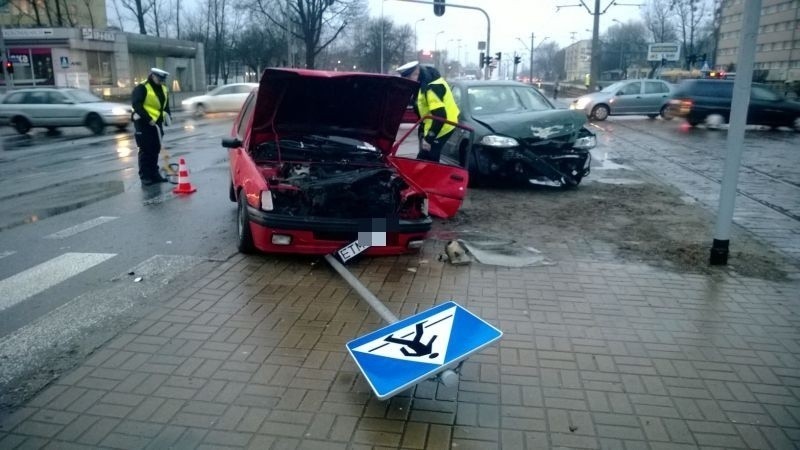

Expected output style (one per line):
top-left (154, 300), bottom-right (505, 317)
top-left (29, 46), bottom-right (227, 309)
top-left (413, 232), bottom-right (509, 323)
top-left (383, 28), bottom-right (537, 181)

top-left (441, 80), bottom-right (596, 187)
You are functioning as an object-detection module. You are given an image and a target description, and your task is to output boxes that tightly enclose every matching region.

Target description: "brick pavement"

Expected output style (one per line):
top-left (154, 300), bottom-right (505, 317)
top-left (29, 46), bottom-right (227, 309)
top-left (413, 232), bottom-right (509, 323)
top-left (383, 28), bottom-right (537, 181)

top-left (1, 237), bottom-right (799, 449)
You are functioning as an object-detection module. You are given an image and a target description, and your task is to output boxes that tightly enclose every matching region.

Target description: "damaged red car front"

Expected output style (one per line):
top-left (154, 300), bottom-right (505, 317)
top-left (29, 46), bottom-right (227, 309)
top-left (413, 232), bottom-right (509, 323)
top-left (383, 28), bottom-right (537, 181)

top-left (222, 68), bottom-right (469, 255)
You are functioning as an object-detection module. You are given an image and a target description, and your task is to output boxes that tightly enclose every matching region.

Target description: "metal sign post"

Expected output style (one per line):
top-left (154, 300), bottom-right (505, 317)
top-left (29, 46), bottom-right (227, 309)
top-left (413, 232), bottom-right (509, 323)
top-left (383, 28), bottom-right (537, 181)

top-left (327, 239), bottom-right (502, 400)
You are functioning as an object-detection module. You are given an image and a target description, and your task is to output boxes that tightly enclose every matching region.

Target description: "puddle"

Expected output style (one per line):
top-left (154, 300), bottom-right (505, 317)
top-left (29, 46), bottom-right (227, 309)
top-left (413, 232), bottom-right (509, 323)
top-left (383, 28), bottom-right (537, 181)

top-left (591, 150), bottom-right (631, 170)
top-left (431, 231), bottom-right (554, 268)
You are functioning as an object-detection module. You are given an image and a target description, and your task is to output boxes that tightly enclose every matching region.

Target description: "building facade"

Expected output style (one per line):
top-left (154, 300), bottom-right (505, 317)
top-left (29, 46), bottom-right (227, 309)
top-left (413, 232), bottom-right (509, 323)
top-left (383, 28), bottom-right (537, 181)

top-left (1, 28), bottom-right (206, 96)
top-left (564, 39), bottom-right (592, 84)
top-left (716, 0), bottom-right (800, 83)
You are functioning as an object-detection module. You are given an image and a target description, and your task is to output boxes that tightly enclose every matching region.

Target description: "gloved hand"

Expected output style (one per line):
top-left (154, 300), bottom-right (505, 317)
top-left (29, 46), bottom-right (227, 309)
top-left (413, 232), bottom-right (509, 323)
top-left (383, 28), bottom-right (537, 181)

top-left (164, 113), bottom-right (172, 127)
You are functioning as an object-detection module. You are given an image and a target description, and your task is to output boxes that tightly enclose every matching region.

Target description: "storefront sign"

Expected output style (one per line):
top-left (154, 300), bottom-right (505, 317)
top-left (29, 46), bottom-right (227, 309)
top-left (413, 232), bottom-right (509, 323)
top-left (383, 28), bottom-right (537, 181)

top-left (81, 28), bottom-right (115, 42)
top-left (2, 28), bottom-right (54, 38)
top-left (8, 53), bottom-right (30, 66)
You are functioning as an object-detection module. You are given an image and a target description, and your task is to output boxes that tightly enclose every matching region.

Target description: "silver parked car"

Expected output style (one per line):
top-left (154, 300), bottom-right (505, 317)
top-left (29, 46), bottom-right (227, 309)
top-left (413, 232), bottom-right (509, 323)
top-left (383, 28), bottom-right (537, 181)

top-left (0, 88), bottom-right (131, 135)
top-left (569, 79), bottom-right (674, 121)
top-left (181, 83), bottom-right (258, 117)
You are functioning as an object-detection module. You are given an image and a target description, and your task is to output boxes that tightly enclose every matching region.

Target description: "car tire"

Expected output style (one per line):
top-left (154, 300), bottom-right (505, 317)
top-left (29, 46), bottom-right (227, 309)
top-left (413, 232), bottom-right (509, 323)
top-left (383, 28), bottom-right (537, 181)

top-left (237, 193), bottom-right (256, 254)
top-left (590, 104), bottom-right (609, 121)
top-left (86, 114), bottom-right (105, 135)
top-left (647, 114), bottom-right (658, 119)
top-left (229, 180), bottom-right (236, 202)
top-left (12, 117), bottom-right (31, 134)
top-left (659, 105), bottom-right (673, 120)
top-left (194, 104), bottom-right (207, 117)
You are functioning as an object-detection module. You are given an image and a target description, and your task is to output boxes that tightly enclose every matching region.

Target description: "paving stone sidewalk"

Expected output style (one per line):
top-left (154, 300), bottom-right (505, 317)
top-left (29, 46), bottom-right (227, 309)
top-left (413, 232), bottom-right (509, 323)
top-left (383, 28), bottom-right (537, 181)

top-left (1, 238), bottom-right (799, 449)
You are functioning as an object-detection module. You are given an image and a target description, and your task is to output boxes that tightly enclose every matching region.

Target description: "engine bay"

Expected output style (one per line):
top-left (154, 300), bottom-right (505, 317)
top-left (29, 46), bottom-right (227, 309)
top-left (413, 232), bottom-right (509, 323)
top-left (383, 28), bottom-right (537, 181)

top-left (252, 136), bottom-right (414, 219)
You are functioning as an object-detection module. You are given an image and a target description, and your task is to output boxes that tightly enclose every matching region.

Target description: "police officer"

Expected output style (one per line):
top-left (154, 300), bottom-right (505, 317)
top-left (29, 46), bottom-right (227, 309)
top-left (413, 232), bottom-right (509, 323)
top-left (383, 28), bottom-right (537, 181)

top-left (132, 68), bottom-right (172, 185)
top-left (397, 61), bottom-right (460, 163)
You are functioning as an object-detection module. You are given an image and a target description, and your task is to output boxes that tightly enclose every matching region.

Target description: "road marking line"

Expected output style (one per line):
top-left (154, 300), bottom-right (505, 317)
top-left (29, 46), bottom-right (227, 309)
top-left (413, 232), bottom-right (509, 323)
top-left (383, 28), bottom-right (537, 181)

top-left (44, 216), bottom-right (119, 239)
top-left (0, 251), bottom-right (15, 260)
top-left (0, 252), bottom-right (116, 313)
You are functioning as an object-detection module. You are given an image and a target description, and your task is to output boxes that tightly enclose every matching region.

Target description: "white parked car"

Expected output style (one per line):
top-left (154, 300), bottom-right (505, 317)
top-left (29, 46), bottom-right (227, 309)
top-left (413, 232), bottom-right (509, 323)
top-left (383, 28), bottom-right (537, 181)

top-left (181, 83), bottom-right (258, 116)
top-left (0, 88), bottom-right (131, 135)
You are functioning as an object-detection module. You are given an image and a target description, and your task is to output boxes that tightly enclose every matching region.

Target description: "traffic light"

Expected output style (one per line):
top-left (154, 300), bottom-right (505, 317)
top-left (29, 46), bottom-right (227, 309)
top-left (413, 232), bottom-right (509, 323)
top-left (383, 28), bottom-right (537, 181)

top-left (495, 52), bottom-right (502, 61)
top-left (479, 52), bottom-right (485, 68)
top-left (513, 56), bottom-right (522, 65)
top-left (5, 60), bottom-right (13, 75)
top-left (433, 0), bottom-right (445, 16)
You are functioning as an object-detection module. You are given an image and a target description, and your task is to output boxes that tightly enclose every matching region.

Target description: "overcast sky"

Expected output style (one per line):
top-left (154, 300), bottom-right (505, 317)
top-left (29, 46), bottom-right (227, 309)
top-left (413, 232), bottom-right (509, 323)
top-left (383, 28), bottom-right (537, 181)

top-left (367, 0), bottom-right (643, 66)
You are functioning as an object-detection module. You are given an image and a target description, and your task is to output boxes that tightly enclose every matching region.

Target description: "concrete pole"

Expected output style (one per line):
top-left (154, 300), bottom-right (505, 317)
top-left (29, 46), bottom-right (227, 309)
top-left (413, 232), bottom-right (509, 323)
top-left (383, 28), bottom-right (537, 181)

top-left (589, 0), bottom-right (600, 90)
top-left (529, 33), bottom-right (534, 84)
top-left (709, 0), bottom-right (762, 265)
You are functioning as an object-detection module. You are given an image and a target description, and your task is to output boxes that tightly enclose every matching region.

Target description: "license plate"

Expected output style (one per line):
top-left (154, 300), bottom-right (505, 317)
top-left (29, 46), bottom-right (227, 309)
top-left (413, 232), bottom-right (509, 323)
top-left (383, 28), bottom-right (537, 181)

top-left (336, 240), bottom-right (370, 263)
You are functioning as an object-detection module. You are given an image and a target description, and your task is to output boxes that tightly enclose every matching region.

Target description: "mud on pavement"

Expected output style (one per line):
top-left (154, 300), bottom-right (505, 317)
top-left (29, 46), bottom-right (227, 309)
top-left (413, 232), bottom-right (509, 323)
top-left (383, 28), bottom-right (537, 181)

top-left (437, 178), bottom-right (797, 282)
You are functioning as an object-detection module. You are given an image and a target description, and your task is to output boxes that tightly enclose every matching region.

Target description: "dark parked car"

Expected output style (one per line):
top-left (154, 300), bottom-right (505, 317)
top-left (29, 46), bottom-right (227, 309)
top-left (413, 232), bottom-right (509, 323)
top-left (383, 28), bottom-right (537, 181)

top-left (222, 68), bottom-right (470, 255)
top-left (443, 80), bottom-right (596, 187)
top-left (668, 79), bottom-right (800, 131)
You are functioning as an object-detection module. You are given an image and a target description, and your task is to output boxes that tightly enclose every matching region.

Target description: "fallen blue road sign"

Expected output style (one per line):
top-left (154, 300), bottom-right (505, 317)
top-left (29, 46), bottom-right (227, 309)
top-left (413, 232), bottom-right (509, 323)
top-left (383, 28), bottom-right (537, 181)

top-left (346, 301), bottom-right (503, 400)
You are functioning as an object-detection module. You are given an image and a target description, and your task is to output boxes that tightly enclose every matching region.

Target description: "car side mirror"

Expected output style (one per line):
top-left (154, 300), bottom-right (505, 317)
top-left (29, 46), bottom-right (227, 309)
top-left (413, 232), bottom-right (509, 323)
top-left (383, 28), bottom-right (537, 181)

top-left (221, 137), bottom-right (242, 148)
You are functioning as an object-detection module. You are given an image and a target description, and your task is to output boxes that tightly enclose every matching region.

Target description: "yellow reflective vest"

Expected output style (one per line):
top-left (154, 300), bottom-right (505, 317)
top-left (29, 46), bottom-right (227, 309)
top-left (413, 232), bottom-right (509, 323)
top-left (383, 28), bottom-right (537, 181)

top-left (141, 82), bottom-right (168, 121)
top-left (416, 77), bottom-right (460, 138)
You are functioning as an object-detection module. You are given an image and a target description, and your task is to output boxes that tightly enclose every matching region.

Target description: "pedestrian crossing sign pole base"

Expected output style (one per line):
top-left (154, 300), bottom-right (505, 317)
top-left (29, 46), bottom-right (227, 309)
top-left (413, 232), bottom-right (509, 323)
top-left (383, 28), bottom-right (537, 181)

top-left (346, 301), bottom-right (502, 400)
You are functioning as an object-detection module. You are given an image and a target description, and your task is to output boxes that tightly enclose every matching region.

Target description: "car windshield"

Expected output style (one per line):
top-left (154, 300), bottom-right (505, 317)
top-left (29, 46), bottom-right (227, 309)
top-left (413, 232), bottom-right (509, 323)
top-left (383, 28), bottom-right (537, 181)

top-left (467, 85), bottom-right (552, 116)
top-left (601, 81), bottom-right (627, 93)
top-left (66, 90), bottom-right (103, 103)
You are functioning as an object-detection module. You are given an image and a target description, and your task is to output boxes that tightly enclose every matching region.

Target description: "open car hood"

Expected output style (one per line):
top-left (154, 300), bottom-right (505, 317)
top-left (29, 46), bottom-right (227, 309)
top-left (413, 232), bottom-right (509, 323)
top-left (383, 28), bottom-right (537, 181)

top-left (251, 69), bottom-right (419, 155)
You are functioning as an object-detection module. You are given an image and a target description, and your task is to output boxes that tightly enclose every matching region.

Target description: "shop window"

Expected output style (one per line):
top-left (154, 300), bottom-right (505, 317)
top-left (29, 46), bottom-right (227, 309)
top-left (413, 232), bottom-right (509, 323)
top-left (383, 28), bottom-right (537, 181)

top-left (86, 51), bottom-right (113, 85)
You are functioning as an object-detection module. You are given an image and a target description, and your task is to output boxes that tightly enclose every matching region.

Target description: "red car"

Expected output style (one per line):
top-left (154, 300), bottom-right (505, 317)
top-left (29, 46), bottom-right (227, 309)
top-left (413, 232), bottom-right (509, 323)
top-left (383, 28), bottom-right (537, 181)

top-left (222, 68), bottom-right (470, 255)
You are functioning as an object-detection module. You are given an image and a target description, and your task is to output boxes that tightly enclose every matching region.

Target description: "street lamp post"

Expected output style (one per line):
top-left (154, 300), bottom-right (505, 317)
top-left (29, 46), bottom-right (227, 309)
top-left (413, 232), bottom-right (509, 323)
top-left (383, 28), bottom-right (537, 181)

top-left (434, 30), bottom-right (445, 70)
top-left (414, 18), bottom-right (425, 60)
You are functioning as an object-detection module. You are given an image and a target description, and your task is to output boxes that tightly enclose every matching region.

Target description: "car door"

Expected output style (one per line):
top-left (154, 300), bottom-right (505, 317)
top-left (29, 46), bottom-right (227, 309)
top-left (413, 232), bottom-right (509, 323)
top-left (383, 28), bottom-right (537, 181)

top-left (47, 91), bottom-right (80, 126)
top-left (749, 85), bottom-right (783, 126)
top-left (212, 86), bottom-right (237, 111)
top-left (644, 81), bottom-right (671, 114)
top-left (388, 116), bottom-right (470, 219)
top-left (612, 81), bottom-right (643, 114)
top-left (23, 90), bottom-right (52, 125)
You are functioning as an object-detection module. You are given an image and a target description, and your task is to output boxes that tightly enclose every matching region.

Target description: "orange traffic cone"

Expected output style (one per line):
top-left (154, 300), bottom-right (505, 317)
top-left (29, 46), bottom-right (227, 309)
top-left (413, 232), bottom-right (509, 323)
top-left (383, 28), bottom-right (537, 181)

top-left (172, 158), bottom-right (197, 194)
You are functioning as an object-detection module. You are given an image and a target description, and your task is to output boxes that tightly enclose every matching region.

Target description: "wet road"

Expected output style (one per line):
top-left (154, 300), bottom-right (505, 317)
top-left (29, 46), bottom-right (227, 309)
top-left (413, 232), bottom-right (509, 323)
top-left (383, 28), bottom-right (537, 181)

top-left (587, 116), bottom-right (800, 263)
top-left (0, 112), bottom-right (798, 410)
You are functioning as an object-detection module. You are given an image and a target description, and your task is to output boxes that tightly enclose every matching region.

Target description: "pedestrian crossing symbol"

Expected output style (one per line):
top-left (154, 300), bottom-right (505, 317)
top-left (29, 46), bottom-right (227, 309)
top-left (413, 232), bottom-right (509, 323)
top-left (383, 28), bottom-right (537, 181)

top-left (346, 301), bottom-right (502, 400)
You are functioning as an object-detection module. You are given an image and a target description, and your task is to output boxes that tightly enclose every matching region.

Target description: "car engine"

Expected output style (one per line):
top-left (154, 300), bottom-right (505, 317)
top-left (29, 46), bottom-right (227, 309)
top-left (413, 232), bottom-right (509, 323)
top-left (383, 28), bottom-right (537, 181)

top-left (269, 162), bottom-right (408, 218)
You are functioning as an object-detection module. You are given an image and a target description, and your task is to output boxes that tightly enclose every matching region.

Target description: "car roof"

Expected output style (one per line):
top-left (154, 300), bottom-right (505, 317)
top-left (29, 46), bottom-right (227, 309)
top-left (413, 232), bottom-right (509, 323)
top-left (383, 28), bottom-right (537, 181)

top-left (449, 80), bottom-right (534, 88)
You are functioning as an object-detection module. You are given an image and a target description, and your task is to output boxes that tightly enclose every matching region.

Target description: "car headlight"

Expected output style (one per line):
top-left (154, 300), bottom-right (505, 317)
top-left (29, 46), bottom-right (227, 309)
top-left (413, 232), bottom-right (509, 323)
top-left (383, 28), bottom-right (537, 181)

top-left (573, 134), bottom-right (597, 150)
top-left (480, 135), bottom-right (519, 148)
top-left (260, 191), bottom-right (274, 211)
top-left (111, 107), bottom-right (128, 115)
top-left (574, 97), bottom-right (591, 109)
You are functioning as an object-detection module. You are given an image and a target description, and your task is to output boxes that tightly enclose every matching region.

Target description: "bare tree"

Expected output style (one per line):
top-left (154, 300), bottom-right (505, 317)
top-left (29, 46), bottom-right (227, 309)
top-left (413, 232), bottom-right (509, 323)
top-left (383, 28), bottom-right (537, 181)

top-left (243, 0), bottom-right (364, 69)
top-left (348, 17), bottom-right (411, 73)
top-left (119, 0), bottom-right (151, 34)
top-left (670, 0), bottom-right (712, 69)
top-left (532, 41), bottom-right (562, 81)
top-left (642, 0), bottom-right (679, 43)
top-left (601, 20), bottom-right (649, 76)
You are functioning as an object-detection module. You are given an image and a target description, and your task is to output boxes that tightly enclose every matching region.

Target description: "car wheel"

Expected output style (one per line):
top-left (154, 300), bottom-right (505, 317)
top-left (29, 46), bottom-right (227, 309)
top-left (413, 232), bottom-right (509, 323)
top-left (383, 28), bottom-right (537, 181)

top-left (229, 180), bottom-right (236, 202)
top-left (194, 104), bottom-right (207, 117)
top-left (12, 117), bottom-right (31, 134)
top-left (659, 105), bottom-right (673, 120)
top-left (237, 193), bottom-right (256, 254)
top-left (590, 104), bottom-right (609, 121)
top-left (86, 114), bottom-right (105, 135)
top-left (706, 114), bottom-right (726, 128)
